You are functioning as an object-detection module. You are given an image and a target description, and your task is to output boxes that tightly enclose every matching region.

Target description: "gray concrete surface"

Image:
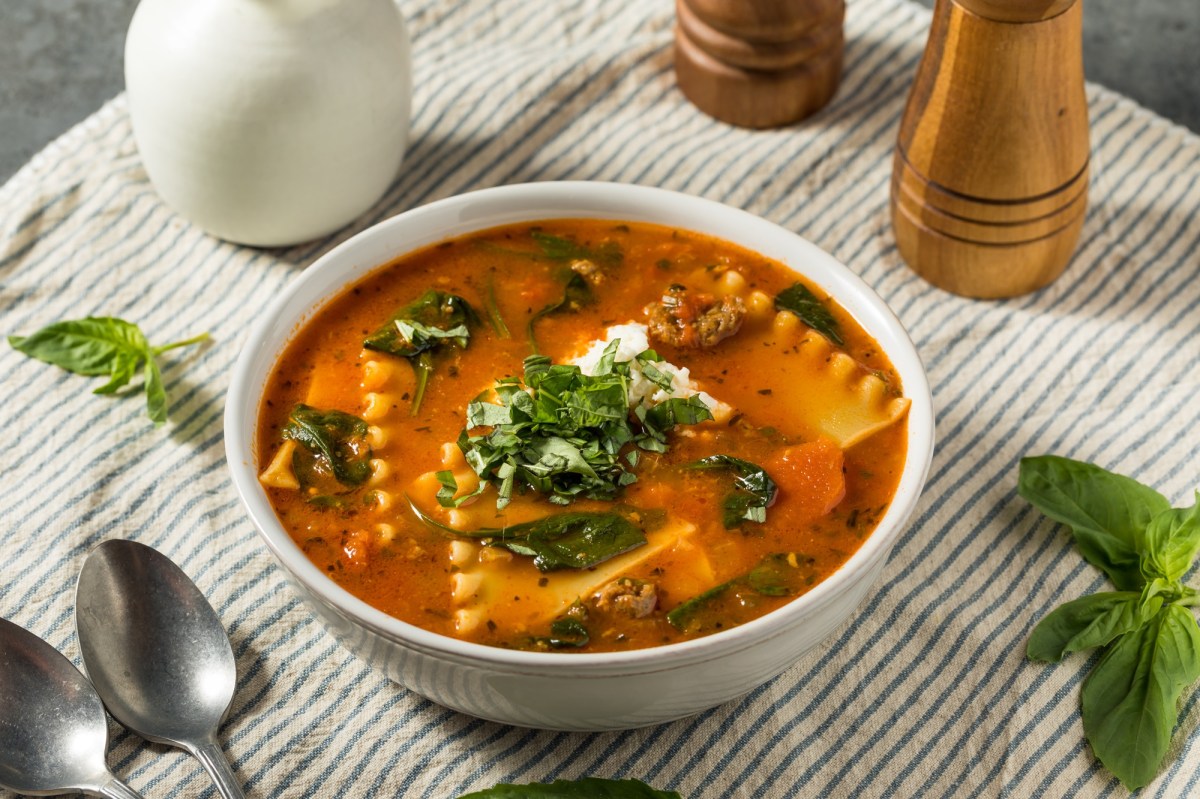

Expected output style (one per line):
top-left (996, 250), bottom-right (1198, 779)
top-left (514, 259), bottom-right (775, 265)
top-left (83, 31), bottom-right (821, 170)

top-left (1, 0), bottom-right (1197, 184)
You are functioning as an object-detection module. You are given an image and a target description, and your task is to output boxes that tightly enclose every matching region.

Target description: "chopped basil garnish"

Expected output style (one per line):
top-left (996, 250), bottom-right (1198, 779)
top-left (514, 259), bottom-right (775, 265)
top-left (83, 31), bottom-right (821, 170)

top-left (457, 347), bottom-right (712, 508)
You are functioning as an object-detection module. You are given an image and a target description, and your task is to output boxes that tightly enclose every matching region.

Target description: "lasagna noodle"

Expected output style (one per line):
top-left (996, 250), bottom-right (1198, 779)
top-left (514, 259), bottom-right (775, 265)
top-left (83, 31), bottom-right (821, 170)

top-left (449, 517), bottom-right (699, 634)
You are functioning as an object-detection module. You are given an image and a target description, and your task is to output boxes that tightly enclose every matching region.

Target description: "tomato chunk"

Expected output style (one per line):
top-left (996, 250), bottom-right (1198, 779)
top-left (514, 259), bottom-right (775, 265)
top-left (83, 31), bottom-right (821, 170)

top-left (769, 438), bottom-right (846, 520)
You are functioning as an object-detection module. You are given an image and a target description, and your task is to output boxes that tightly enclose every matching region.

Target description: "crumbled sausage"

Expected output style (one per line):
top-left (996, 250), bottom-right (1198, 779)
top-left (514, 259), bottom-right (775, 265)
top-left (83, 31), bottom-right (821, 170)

top-left (570, 258), bottom-right (606, 287)
top-left (342, 529), bottom-right (372, 568)
top-left (644, 286), bottom-right (745, 348)
top-left (594, 578), bottom-right (658, 618)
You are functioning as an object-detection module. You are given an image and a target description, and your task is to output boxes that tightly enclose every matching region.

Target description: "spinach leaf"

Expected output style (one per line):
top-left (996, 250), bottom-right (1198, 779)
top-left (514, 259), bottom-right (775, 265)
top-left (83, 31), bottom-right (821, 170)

top-left (458, 352), bottom-right (710, 508)
top-left (1137, 494), bottom-right (1200, 583)
top-left (1081, 605), bottom-right (1200, 789)
top-left (687, 455), bottom-right (778, 528)
top-left (532, 617), bottom-right (591, 649)
top-left (774, 283), bottom-right (843, 345)
top-left (530, 232), bottom-right (623, 266)
top-left (1027, 591), bottom-right (1159, 662)
top-left (363, 291), bottom-right (479, 415)
top-left (665, 580), bottom-right (738, 635)
top-left (1019, 455), bottom-right (1169, 591)
top-left (528, 272), bottom-right (594, 355)
top-left (456, 777), bottom-right (681, 799)
top-left (484, 272), bottom-right (511, 339)
top-left (283, 405), bottom-right (372, 500)
top-left (8, 316), bottom-right (208, 424)
top-left (408, 498), bottom-right (646, 572)
top-left (508, 512), bottom-right (646, 571)
top-left (747, 553), bottom-right (810, 596)
top-left (667, 552), bottom-right (811, 633)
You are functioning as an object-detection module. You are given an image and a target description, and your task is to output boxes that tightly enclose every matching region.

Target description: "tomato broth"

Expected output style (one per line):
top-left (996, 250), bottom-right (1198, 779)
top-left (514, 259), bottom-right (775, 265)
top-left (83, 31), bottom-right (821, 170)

top-left (257, 220), bottom-right (909, 653)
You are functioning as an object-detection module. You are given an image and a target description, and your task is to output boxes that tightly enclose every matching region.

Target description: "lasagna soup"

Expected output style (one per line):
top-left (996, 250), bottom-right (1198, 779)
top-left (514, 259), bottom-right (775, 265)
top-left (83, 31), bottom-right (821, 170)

top-left (257, 221), bottom-right (909, 653)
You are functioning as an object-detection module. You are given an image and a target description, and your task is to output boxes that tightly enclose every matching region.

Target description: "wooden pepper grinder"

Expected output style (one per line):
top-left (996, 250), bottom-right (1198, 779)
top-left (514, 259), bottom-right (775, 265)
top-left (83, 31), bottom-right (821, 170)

top-left (674, 0), bottom-right (845, 129)
top-left (891, 0), bottom-right (1090, 298)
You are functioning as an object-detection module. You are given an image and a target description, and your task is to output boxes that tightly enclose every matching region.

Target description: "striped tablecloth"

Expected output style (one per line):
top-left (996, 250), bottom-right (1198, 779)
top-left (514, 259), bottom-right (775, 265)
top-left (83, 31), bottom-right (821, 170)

top-left (3, 0), bottom-right (1199, 796)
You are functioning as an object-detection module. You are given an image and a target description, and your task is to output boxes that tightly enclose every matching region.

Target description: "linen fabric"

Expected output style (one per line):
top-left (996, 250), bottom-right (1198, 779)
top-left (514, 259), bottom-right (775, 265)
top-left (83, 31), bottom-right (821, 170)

top-left (2, 0), bottom-right (1199, 796)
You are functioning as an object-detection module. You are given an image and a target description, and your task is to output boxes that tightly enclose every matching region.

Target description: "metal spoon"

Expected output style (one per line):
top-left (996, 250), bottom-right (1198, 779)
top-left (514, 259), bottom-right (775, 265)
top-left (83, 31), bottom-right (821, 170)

top-left (0, 617), bottom-right (144, 798)
top-left (75, 540), bottom-right (245, 799)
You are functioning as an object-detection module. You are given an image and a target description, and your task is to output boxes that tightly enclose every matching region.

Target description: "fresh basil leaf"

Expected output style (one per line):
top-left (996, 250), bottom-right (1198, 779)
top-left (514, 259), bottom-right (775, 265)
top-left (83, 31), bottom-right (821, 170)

top-left (283, 405), bottom-right (372, 499)
top-left (143, 357), bottom-right (167, 425)
top-left (774, 283), bottom-right (843, 345)
top-left (8, 316), bottom-right (148, 376)
top-left (1138, 494), bottom-right (1200, 583)
top-left (9, 316), bottom-right (206, 424)
top-left (434, 470), bottom-right (487, 509)
top-left (467, 400), bottom-right (513, 428)
top-left (1081, 605), bottom-right (1200, 789)
top-left (93, 350), bottom-right (140, 395)
top-left (456, 777), bottom-right (681, 799)
top-left (528, 272), bottom-right (594, 355)
top-left (643, 396), bottom-right (713, 432)
top-left (687, 455), bottom-right (779, 529)
top-left (635, 350), bottom-right (675, 392)
top-left (1027, 591), bottom-right (1158, 662)
top-left (363, 291), bottom-right (478, 415)
top-left (1019, 456), bottom-right (1169, 591)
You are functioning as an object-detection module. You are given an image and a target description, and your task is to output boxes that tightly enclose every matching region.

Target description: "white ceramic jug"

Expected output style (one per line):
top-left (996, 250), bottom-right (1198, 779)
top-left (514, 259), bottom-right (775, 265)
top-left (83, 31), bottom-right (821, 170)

top-left (125, 0), bottom-right (412, 247)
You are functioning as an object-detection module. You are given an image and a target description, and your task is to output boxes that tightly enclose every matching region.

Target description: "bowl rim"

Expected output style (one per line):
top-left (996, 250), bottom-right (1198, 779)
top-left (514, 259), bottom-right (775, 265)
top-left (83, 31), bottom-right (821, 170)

top-left (224, 180), bottom-right (935, 672)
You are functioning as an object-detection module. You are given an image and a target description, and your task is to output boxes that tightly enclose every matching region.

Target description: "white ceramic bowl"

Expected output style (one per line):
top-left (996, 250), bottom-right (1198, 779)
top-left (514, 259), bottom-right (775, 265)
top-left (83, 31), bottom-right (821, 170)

top-left (225, 182), bottom-right (935, 731)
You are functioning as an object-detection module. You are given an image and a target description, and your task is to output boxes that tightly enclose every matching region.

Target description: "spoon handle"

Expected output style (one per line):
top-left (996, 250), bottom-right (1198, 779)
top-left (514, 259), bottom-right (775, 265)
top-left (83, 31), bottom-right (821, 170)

top-left (191, 738), bottom-right (246, 799)
top-left (93, 774), bottom-right (146, 799)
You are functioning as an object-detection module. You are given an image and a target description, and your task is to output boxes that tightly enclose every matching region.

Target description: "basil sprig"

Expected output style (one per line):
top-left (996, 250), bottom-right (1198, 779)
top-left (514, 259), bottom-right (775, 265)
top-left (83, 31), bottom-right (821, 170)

top-left (1021, 455), bottom-right (1200, 790)
top-left (456, 777), bottom-right (681, 799)
top-left (8, 316), bottom-right (208, 424)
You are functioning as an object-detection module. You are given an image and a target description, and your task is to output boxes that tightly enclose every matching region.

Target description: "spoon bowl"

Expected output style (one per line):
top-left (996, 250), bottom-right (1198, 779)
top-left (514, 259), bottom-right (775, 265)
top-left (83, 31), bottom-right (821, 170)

top-left (75, 540), bottom-right (244, 799)
top-left (0, 617), bottom-right (143, 798)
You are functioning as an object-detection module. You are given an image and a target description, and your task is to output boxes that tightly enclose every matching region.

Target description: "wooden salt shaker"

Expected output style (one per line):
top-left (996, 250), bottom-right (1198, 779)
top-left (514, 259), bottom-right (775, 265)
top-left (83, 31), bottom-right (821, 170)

top-left (891, 0), bottom-right (1090, 298)
top-left (674, 0), bottom-right (845, 129)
